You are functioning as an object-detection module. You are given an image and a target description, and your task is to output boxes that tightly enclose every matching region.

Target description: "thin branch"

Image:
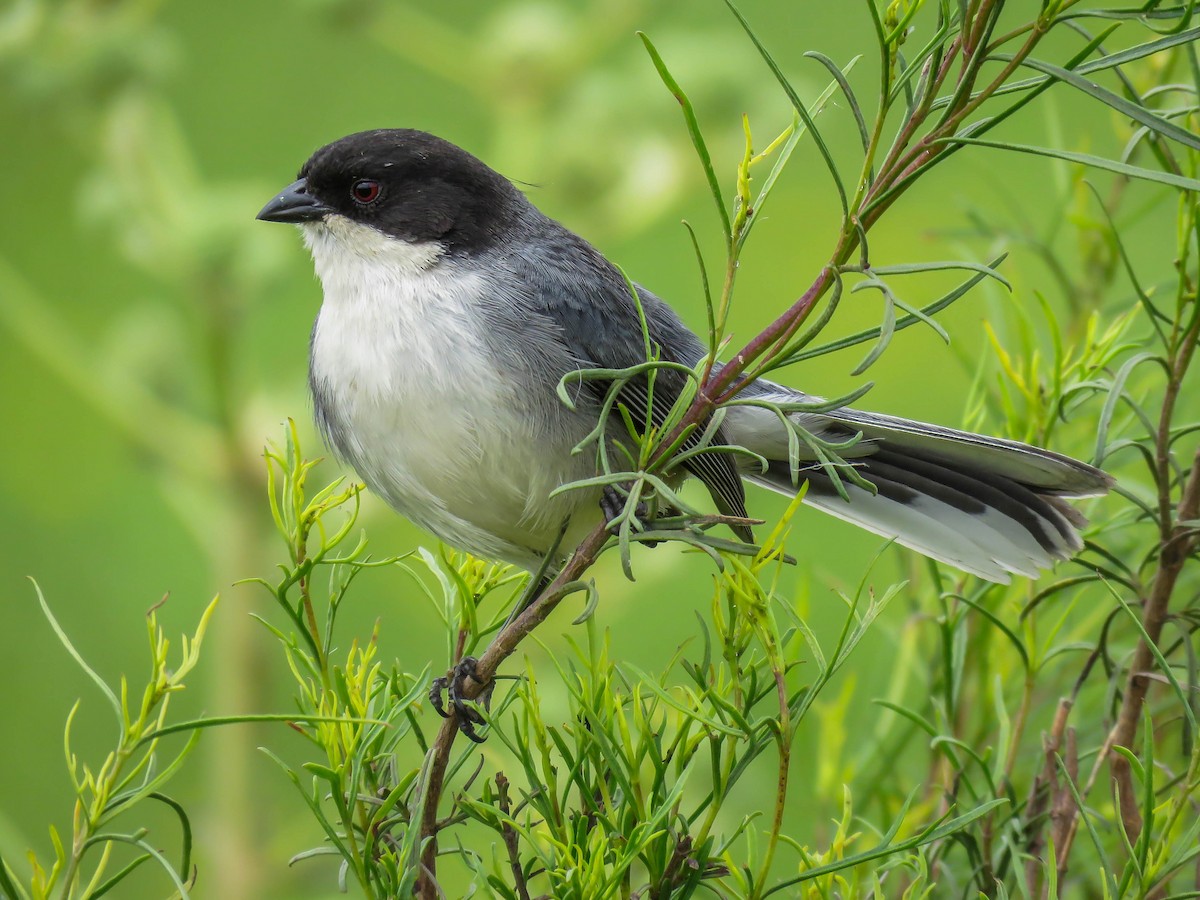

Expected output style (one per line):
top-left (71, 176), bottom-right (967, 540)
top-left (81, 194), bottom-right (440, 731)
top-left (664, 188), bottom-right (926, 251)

top-left (415, 524), bottom-right (611, 897)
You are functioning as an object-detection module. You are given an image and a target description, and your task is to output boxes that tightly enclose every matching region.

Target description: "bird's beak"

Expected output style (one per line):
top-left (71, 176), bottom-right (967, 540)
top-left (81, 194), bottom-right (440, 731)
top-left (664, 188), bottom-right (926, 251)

top-left (256, 178), bottom-right (332, 224)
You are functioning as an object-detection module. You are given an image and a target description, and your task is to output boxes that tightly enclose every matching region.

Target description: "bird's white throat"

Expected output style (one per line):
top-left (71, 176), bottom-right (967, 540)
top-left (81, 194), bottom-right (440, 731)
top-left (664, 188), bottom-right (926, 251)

top-left (302, 213), bottom-right (446, 284)
top-left (301, 213), bottom-right (490, 417)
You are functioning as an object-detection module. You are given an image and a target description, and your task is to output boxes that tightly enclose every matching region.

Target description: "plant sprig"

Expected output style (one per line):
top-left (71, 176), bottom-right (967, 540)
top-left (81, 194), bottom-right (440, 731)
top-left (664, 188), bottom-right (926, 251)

top-left (0, 588), bottom-right (217, 900)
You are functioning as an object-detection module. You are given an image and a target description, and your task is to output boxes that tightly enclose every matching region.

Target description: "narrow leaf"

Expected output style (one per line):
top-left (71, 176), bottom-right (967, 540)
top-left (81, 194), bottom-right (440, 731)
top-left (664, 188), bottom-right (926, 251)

top-left (941, 137), bottom-right (1200, 191)
top-left (639, 33), bottom-right (732, 243)
top-left (723, 0), bottom-right (849, 214)
top-left (1011, 53), bottom-right (1200, 151)
top-left (850, 280), bottom-right (897, 375)
top-left (31, 579), bottom-right (123, 730)
top-left (804, 50), bottom-right (869, 153)
top-left (787, 256), bottom-right (1006, 364)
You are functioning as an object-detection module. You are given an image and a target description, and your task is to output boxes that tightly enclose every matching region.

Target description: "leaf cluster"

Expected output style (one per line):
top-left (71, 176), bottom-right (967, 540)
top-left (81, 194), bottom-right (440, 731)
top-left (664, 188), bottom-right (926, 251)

top-left (0, 589), bottom-right (217, 900)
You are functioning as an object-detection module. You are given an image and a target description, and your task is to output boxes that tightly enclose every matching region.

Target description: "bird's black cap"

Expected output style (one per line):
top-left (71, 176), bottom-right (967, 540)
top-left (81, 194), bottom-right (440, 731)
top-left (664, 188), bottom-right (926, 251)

top-left (257, 129), bottom-right (525, 252)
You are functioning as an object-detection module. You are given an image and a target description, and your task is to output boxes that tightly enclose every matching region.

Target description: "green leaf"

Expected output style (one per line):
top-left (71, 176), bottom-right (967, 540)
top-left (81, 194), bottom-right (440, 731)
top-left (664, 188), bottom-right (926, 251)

top-left (1057, 5), bottom-right (1197, 30)
top-left (104, 730), bottom-right (203, 820)
top-left (1095, 352), bottom-right (1157, 465)
top-left (0, 857), bottom-right (29, 900)
top-left (83, 833), bottom-right (192, 899)
top-left (953, 592), bottom-right (1030, 672)
top-left (89, 854), bottom-right (153, 898)
top-left (288, 847), bottom-right (345, 866)
top-left (260, 749), bottom-right (354, 860)
top-left (148, 792), bottom-right (194, 883)
top-left (761, 799), bottom-right (1008, 896)
top-left (786, 256), bottom-right (1007, 364)
top-left (952, 27), bottom-right (1200, 104)
top-left (31, 579), bottom-right (123, 733)
top-left (723, 0), bottom-right (848, 214)
top-left (1009, 53), bottom-right (1200, 152)
top-left (850, 278), bottom-right (897, 375)
top-left (1108, 583), bottom-right (1200, 736)
top-left (872, 699), bottom-right (938, 737)
top-left (639, 32), bottom-right (731, 244)
top-left (1082, 181), bottom-right (1171, 343)
top-left (138, 713), bottom-right (383, 746)
top-left (940, 137), bottom-right (1200, 191)
top-left (804, 51), bottom-right (869, 153)
top-left (930, 734), bottom-right (997, 794)
top-left (892, 293), bottom-right (950, 344)
top-left (1138, 706), bottom-right (1156, 872)
top-left (868, 259), bottom-right (1011, 289)
top-left (1165, 615), bottom-right (1198, 755)
top-left (623, 664), bottom-right (745, 737)
top-left (568, 579), bottom-right (600, 625)
top-left (741, 55), bottom-right (857, 250)
top-left (683, 220), bottom-right (717, 351)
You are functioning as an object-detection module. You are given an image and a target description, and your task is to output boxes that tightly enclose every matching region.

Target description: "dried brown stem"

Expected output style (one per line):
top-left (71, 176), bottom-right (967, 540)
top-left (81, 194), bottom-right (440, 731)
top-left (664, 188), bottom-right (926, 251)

top-left (1055, 328), bottom-right (1200, 878)
top-left (1107, 443), bottom-right (1200, 837)
top-left (1024, 697), bottom-right (1073, 896)
top-left (1053, 728), bottom-right (1080, 854)
top-left (495, 773), bottom-right (532, 900)
top-left (652, 835), bottom-right (694, 899)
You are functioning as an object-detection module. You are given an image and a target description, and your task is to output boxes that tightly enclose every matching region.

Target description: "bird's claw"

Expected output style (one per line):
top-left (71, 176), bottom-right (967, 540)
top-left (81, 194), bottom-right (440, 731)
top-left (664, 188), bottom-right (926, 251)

top-left (430, 656), bottom-right (494, 743)
top-left (601, 483), bottom-right (669, 547)
top-left (600, 483), bottom-right (637, 527)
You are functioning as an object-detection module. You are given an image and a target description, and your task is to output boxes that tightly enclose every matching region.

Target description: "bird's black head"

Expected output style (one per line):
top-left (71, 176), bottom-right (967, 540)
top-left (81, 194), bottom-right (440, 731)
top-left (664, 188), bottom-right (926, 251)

top-left (257, 129), bottom-right (524, 253)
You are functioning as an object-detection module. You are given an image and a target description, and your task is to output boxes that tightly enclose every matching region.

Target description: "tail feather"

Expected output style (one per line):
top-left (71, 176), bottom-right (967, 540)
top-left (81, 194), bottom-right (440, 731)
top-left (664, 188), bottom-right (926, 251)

top-left (730, 396), bottom-right (1112, 583)
top-left (866, 448), bottom-right (1079, 550)
top-left (829, 408), bottom-right (1113, 497)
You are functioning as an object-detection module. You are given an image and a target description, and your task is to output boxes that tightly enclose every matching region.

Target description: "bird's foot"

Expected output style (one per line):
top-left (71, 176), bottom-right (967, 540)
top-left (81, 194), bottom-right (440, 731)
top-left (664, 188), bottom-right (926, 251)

top-left (600, 483), bottom-right (640, 528)
top-left (601, 482), bottom-right (678, 547)
top-left (430, 656), bottom-right (494, 743)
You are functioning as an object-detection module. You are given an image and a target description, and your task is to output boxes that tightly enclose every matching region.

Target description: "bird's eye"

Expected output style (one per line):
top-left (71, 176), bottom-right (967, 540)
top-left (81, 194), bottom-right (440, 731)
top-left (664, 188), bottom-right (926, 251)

top-left (351, 179), bottom-right (382, 205)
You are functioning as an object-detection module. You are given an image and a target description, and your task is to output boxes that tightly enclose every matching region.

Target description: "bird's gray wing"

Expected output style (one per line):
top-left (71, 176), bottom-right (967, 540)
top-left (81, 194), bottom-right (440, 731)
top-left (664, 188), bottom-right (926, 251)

top-left (505, 223), bottom-right (751, 539)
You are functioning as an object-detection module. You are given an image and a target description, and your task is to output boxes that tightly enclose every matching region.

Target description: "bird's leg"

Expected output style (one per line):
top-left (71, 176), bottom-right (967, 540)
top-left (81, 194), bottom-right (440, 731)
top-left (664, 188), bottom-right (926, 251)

top-left (430, 656), bottom-right (495, 744)
top-left (429, 523), bottom-right (563, 743)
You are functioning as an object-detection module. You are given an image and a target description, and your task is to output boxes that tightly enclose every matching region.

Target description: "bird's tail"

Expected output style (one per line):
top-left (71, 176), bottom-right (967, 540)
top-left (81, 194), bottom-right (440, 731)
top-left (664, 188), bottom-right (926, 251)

top-left (733, 395), bottom-right (1112, 583)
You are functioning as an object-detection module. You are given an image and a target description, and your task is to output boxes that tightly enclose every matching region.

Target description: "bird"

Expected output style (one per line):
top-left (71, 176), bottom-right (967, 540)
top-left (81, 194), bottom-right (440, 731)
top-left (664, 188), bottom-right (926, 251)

top-left (257, 128), bottom-right (1112, 586)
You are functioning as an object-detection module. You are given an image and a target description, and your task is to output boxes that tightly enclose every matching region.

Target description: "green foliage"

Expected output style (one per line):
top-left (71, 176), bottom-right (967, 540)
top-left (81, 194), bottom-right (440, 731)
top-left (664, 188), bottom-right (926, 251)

top-left (0, 588), bottom-right (217, 899)
top-left (383, 1), bottom-right (1200, 896)
top-left (4, 1), bottom-right (1200, 899)
top-left (243, 442), bottom-right (1010, 897)
top-left (246, 421), bottom-right (429, 897)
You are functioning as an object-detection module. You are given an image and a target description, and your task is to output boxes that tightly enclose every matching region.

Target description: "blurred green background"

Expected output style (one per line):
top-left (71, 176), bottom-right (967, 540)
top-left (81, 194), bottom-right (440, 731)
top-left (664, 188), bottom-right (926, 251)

top-left (0, 1), bottom-right (1156, 897)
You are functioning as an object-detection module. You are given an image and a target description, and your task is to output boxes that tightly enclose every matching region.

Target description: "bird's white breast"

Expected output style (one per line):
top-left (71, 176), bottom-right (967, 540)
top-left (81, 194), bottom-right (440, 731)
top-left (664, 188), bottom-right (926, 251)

top-left (302, 215), bottom-right (593, 567)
